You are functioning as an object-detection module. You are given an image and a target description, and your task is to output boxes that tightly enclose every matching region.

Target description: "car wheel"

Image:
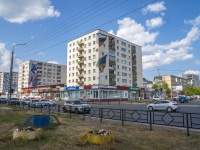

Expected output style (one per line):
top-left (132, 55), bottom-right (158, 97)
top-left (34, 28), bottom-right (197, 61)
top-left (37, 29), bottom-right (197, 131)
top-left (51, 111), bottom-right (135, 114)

top-left (148, 106), bottom-right (153, 111)
top-left (167, 107), bottom-right (172, 112)
top-left (74, 108), bottom-right (79, 114)
top-left (62, 106), bottom-right (67, 113)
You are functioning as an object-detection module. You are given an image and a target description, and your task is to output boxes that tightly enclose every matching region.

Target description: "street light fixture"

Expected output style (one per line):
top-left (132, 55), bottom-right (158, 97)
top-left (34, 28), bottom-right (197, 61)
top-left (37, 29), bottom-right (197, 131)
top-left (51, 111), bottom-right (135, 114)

top-left (9, 43), bottom-right (26, 104)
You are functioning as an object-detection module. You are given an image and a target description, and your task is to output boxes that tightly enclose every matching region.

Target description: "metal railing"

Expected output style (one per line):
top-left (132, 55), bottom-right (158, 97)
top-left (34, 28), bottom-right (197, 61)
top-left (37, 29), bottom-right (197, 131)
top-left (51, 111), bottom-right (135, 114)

top-left (1, 101), bottom-right (200, 136)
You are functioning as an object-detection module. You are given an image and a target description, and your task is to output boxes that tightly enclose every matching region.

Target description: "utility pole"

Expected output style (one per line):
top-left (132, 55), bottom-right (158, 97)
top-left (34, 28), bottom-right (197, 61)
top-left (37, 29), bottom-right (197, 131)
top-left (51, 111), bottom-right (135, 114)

top-left (9, 43), bottom-right (26, 104)
top-left (157, 68), bottom-right (162, 99)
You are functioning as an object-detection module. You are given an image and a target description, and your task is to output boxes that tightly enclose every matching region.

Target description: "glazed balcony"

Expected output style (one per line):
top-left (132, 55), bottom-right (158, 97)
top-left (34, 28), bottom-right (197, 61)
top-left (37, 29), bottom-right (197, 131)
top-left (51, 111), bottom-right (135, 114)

top-left (77, 68), bottom-right (84, 71)
top-left (78, 54), bottom-right (84, 58)
top-left (78, 61), bottom-right (84, 65)
top-left (78, 74), bottom-right (84, 78)
top-left (78, 41), bottom-right (84, 46)
top-left (77, 47), bottom-right (84, 52)
top-left (77, 81), bottom-right (84, 86)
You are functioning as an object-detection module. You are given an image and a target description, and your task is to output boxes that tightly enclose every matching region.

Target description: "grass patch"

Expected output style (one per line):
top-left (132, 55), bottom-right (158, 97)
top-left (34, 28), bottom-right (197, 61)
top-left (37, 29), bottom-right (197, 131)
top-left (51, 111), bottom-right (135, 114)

top-left (0, 106), bottom-right (200, 150)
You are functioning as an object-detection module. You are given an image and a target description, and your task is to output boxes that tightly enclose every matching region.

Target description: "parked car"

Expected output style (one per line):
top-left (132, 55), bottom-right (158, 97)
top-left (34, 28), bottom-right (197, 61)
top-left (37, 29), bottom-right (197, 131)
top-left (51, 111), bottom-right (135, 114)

top-left (152, 96), bottom-right (162, 101)
top-left (147, 100), bottom-right (180, 112)
top-left (29, 99), bottom-right (44, 108)
top-left (10, 98), bottom-right (20, 105)
top-left (40, 99), bottom-right (56, 106)
top-left (179, 96), bottom-right (188, 103)
top-left (21, 99), bottom-right (32, 105)
top-left (0, 98), bottom-right (7, 104)
top-left (63, 99), bottom-right (91, 113)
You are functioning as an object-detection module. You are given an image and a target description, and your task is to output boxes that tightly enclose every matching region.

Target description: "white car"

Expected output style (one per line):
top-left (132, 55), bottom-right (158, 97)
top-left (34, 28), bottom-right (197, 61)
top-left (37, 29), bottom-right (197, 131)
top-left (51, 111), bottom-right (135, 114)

top-left (152, 96), bottom-right (162, 100)
top-left (40, 99), bottom-right (56, 106)
top-left (147, 100), bottom-right (180, 112)
top-left (63, 99), bottom-right (91, 113)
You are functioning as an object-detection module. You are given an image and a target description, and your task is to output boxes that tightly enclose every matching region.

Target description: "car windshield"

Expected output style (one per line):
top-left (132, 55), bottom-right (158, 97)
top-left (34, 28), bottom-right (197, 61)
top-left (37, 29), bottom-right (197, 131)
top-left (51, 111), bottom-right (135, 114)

top-left (33, 100), bottom-right (40, 102)
top-left (73, 101), bottom-right (84, 105)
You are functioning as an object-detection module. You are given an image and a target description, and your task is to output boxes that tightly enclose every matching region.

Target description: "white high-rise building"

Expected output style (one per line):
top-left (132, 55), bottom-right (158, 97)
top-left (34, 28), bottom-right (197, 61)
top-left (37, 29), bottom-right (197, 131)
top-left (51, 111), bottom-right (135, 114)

top-left (0, 72), bottom-right (18, 94)
top-left (18, 60), bottom-right (67, 92)
top-left (67, 29), bottom-right (143, 88)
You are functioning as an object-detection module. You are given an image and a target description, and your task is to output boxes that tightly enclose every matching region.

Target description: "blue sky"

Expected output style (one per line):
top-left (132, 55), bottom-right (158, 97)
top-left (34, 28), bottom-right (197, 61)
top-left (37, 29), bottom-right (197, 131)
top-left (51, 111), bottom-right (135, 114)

top-left (0, 0), bottom-right (200, 81)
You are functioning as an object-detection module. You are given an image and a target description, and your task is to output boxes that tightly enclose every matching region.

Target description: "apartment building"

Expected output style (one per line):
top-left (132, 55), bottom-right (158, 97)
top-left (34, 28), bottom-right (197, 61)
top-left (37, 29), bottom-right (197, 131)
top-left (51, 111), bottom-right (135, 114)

top-left (66, 29), bottom-right (143, 100)
top-left (18, 60), bottom-right (67, 93)
top-left (0, 72), bottom-right (18, 94)
top-left (182, 74), bottom-right (200, 87)
top-left (154, 75), bottom-right (189, 97)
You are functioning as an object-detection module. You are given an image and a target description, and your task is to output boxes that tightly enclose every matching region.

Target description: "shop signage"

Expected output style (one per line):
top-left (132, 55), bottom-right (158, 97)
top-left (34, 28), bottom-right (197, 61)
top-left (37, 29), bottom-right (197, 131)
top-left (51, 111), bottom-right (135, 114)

top-left (128, 86), bottom-right (140, 91)
top-left (65, 86), bottom-right (79, 90)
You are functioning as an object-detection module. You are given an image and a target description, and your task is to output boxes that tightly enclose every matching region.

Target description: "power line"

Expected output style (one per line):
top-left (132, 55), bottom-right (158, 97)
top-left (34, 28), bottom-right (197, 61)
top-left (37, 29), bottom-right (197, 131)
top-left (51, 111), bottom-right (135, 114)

top-left (17, 0), bottom-right (123, 55)
top-left (18, 0), bottom-right (158, 59)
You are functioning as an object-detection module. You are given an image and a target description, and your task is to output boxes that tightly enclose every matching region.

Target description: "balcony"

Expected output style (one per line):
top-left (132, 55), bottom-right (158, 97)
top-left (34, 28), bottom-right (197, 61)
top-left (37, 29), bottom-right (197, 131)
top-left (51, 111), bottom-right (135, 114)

top-left (78, 74), bottom-right (84, 78)
top-left (77, 68), bottom-right (84, 71)
top-left (78, 54), bottom-right (84, 58)
top-left (78, 61), bottom-right (84, 65)
top-left (77, 81), bottom-right (84, 86)
top-left (77, 47), bottom-right (84, 52)
top-left (78, 41), bottom-right (84, 46)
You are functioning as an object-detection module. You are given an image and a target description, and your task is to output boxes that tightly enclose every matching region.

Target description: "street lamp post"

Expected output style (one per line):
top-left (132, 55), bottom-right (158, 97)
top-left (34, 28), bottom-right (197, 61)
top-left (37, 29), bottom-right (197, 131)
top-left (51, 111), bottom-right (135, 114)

top-left (9, 43), bottom-right (26, 104)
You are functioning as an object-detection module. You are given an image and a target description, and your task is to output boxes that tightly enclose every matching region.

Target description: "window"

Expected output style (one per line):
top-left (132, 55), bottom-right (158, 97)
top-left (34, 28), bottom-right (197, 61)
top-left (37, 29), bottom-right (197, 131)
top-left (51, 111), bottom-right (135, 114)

top-left (93, 34), bottom-right (95, 38)
top-left (93, 41), bottom-right (95, 45)
top-left (88, 49), bottom-right (91, 53)
top-left (122, 66), bottom-right (127, 70)
top-left (88, 77), bottom-right (91, 81)
top-left (122, 60), bottom-right (126, 64)
top-left (88, 63), bottom-right (91, 67)
top-left (122, 54), bottom-right (126, 58)
top-left (93, 69), bottom-right (96, 73)
top-left (93, 62), bottom-right (95, 66)
top-left (88, 42), bottom-right (91, 46)
top-left (117, 46), bottom-right (119, 50)
top-left (121, 48), bottom-right (126, 52)
top-left (93, 55), bottom-right (96, 59)
top-left (88, 36), bottom-right (91, 40)
top-left (121, 41), bottom-right (126, 46)
top-left (89, 56), bottom-right (91, 60)
top-left (122, 79), bottom-right (127, 83)
top-left (88, 70), bottom-right (91, 74)
top-left (93, 76), bottom-right (95, 80)
top-left (122, 73), bottom-right (127, 76)
top-left (117, 59), bottom-right (119, 62)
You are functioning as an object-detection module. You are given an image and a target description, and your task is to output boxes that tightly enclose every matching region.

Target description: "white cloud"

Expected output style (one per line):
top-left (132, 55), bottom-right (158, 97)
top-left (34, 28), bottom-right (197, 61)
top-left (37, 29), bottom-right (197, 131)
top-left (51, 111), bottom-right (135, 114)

top-left (184, 16), bottom-right (200, 27)
top-left (184, 70), bottom-right (200, 75)
top-left (0, 43), bottom-right (22, 72)
top-left (146, 17), bottom-right (164, 29)
top-left (111, 15), bottom-right (200, 70)
top-left (194, 59), bottom-right (200, 65)
top-left (108, 30), bottom-right (115, 35)
top-left (142, 1), bottom-right (166, 14)
top-left (116, 17), bottom-right (159, 46)
top-left (0, 0), bottom-right (60, 24)
top-left (48, 61), bottom-right (59, 64)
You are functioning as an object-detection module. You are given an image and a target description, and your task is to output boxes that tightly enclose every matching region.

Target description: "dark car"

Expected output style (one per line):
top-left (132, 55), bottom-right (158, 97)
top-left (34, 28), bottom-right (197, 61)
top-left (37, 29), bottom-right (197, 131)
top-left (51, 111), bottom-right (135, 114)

top-left (10, 98), bottom-right (20, 105)
top-left (63, 99), bottom-right (91, 113)
top-left (0, 98), bottom-right (7, 104)
top-left (179, 96), bottom-right (188, 103)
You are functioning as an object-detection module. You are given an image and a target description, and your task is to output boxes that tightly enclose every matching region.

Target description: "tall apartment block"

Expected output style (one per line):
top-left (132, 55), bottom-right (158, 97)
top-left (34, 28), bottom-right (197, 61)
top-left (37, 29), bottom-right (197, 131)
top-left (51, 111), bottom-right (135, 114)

top-left (182, 74), bottom-right (200, 87)
top-left (67, 29), bottom-right (143, 88)
top-left (18, 60), bottom-right (67, 92)
top-left (0, 72), bottom-right (18, 94)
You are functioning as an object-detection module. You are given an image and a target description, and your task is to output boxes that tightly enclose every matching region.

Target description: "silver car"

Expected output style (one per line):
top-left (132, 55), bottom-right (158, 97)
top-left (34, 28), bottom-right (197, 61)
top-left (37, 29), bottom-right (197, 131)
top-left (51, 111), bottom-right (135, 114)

top-left (63, 99), bottom-right (91, 113)
top-left (147, 100), bottom-right (180, 112)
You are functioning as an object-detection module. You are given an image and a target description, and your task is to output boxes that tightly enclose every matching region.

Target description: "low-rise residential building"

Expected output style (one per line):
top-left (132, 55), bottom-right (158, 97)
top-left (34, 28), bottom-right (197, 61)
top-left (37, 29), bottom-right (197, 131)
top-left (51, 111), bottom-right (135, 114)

top-left (154, 75), bottom-right (189, 97)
